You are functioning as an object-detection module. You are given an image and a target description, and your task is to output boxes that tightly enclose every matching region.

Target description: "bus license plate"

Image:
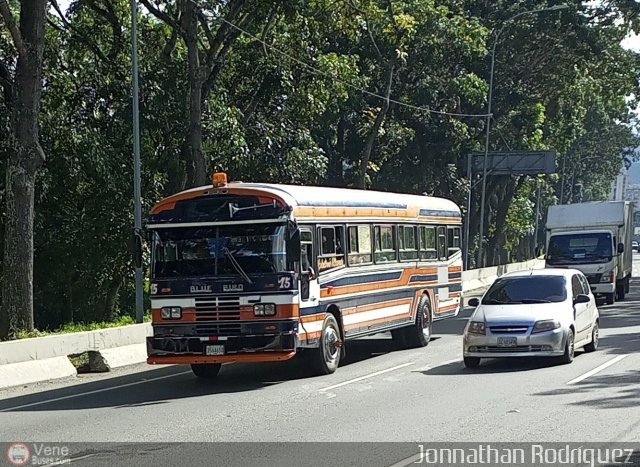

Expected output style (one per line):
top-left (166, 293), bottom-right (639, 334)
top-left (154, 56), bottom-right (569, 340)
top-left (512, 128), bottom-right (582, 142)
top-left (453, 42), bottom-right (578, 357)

top-left (497, 337), bottom-right (517, 347)
top-left (205, 345), bottom-right (225, 356)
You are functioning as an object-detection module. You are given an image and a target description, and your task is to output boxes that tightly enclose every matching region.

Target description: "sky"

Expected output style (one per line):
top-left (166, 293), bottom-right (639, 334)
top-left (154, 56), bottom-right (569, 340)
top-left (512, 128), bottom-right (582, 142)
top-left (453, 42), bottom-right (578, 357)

top-left (622, 32), bottom-right (640, 52)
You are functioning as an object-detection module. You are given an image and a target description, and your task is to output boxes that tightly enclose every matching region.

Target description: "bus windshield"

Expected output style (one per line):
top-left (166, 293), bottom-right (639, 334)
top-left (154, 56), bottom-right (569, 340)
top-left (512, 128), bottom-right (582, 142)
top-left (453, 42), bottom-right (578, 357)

top-left (152, 224), bottom-right (287, 278)
top-left (546, 232), bottom-right (613, 265)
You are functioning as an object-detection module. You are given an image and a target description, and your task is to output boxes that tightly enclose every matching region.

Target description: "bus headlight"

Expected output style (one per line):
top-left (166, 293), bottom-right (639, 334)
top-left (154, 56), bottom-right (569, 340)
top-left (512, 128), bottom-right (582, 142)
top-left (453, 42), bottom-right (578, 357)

top-left (254, 303), bottom-right (276, 316)
top-left (161, 307), bottom-right (182, 319)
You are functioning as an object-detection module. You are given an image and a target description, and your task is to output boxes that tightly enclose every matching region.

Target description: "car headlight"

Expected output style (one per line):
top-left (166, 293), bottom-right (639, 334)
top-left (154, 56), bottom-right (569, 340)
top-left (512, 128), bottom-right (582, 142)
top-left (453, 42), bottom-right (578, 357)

top-left (532, 320), bottom-right (561, 333)
top-left (601, 272), bottom-right (613, 283)
top-left (254, 303), bottom-right (276, 316)
top-left (161, 307), bottom-right (182, 319)
top-left (467, 321), bottom-right (485, 335)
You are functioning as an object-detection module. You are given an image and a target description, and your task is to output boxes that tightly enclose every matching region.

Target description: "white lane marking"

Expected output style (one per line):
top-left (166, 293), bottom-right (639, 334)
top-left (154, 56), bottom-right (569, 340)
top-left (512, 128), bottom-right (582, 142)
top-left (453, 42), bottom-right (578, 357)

top-left (566, 354), bottom-right (628, 385)
top-left (318, 362), bottom-right (415, 392)
top-left (386, 452), bottom-right (421, 467)
top-left (0, 370), bottom-right (192, 412)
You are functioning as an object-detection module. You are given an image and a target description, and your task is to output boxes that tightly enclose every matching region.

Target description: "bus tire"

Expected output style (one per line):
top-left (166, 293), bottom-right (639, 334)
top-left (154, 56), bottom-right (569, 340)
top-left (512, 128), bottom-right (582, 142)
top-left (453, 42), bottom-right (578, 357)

top-left (191, 363), bottom-right (222, 379)
top-left (311, 314), bottom-right (341, 375)
top-left (403, 294), bottom-right (432, 348)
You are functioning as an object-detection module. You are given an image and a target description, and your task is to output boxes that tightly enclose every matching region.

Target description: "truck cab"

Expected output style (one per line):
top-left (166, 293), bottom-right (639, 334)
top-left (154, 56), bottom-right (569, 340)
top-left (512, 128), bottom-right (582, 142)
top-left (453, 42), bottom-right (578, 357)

top-left (545, 229), bottom-right (621, 304)
top-left (544, 201), bottom-right (633, 305)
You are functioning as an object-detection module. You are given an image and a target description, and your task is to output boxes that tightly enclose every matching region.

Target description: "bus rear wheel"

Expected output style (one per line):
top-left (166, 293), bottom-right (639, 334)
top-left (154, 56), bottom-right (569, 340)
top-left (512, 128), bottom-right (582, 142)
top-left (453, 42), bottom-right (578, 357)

top-left (310, 314), bottom-right (342, 375)
top-left (402, 294), bottom-right (432, 348)
top-left (191, 363), bottom-right (222, 379)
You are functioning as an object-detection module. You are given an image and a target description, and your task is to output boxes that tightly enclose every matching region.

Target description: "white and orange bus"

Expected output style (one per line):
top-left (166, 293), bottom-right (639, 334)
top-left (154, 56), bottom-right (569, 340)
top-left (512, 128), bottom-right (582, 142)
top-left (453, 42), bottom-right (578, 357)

top-left (144, 173), bottom-right (463, 378)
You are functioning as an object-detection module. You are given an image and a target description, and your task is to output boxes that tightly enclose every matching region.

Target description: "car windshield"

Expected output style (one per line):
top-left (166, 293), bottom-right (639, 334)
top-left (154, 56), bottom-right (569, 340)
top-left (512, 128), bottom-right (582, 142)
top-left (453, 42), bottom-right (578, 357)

top-left (546, 232), bottom-right (612, 265)
top-left (482, 276), bottom-right (567, 305)
top-left (152, 224), bottom-right (287, 278)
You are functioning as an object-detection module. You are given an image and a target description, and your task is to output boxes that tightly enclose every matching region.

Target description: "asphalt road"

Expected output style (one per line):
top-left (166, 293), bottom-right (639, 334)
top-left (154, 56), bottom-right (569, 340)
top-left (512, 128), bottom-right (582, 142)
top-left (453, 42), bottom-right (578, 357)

top-left (1, 256), bottom-right (640, 465)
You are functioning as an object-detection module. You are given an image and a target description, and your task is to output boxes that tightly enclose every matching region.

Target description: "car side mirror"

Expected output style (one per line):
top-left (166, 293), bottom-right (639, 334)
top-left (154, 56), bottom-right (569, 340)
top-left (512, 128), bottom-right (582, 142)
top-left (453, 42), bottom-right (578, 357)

top-left (617, 243), bottom-right (624, 254)
top-left (468, 298), bottom-right (480, 307)
top-left (574, 294), bottom-right (590, 305)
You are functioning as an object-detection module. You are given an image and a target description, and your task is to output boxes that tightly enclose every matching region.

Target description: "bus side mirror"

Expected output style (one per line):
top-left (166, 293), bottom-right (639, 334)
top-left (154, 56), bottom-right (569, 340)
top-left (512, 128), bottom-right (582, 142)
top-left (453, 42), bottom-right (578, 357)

top-left (618, 243), bottom-right (624, 254)
top-left (133, 232), bottom-right (143, 269)
top-left (287, 229), bottom-right (301, 261)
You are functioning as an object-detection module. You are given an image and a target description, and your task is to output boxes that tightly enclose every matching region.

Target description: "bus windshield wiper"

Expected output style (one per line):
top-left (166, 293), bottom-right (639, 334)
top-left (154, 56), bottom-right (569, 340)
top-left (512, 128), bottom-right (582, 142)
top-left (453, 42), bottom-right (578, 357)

top-left (223, 247), bottom-right (254, 284)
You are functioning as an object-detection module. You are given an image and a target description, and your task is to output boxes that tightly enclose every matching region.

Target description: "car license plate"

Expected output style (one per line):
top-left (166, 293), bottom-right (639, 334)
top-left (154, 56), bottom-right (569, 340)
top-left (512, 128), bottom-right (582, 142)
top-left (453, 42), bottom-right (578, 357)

top-left (205, 345), bottom-right (225, 356)
top-left (497, 337), bottom-right (517, 347)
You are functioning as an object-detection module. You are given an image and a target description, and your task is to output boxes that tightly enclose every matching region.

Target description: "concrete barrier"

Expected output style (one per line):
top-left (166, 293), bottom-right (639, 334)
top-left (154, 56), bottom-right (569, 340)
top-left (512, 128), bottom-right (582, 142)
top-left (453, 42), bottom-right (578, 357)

top-left (0, 324), bottom-right (152, 390)
top-left (462, 258), bottom-right (545, 293)
top-left (0, 258), bottom-right (546, 390)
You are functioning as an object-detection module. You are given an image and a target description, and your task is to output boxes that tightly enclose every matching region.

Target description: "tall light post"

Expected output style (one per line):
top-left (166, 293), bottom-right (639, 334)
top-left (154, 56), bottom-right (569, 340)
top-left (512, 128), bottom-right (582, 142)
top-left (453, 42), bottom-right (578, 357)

top-left (131, 0), bottom-right (143, 323)
top-left (477, 4), bottom-right (567, 268)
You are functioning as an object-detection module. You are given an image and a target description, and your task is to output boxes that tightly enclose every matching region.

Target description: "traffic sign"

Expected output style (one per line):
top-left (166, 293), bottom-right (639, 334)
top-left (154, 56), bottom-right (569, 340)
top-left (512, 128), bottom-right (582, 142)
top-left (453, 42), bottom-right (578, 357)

top-left (462, 150), bottom-right (556, 176)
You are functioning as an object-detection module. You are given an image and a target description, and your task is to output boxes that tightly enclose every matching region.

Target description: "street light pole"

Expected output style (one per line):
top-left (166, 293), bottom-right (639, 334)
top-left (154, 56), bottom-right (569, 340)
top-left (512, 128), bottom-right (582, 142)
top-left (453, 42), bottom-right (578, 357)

top-left (131, 0), bottom-right (143, 323)
top-left (476, 5), bottom-right (567, 269)
top-left (464, 154), bottom-right (472, 270)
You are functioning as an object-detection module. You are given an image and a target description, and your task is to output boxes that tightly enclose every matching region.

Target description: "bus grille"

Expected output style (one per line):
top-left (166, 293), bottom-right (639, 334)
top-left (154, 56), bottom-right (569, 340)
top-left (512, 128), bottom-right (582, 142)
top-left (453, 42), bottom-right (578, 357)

top-left (194, 323), bottom-right (242, 336)
top-left (195, 296), bottom-right (241, 321)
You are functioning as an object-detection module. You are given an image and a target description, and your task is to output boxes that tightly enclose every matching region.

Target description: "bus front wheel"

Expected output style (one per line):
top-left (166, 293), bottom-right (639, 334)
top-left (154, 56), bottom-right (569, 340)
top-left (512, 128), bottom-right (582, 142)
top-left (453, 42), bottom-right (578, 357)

top-left (403, 294), bottom-right (432, 348)
top-left (311, 314), bottom-right (342, 375)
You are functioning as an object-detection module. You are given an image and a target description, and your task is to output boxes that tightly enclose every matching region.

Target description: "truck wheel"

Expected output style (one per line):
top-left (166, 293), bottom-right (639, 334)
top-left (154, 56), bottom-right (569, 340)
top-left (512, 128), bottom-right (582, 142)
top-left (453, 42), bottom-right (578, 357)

top-left (191, 363), bottom-right (222, 379)
top-left (616, 285), bottom-right (625, 301)
top-left (605, 293), bottom-right (615, 305)
top-left (625, 277), bottom-right (630, 294)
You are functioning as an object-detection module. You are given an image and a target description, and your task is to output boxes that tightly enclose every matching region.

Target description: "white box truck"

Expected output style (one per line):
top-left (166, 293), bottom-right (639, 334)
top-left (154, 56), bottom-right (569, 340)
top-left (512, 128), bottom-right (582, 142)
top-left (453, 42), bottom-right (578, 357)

top-left (545, 201), bottom-right (633, 305)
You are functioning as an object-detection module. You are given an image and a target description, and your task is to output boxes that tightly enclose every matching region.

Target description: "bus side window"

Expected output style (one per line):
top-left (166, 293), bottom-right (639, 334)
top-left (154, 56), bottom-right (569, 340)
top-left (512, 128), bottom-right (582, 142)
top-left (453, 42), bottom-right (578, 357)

top-left (374, 225), bottom-right (397, 263)
top-left (419, 226), bottom-right (437, 260)
top-left (300, 229), bottom-right (314, 274)
top-left (347, 225), bottom-right (373, 265)
top-left (399, 225), bottom-right (418, 261)
top-left (437, 226), bottom-right (447, 260)
top-left (447, 226), bottom-right (461, 257)
top-left (318, 226), bottom-right (345, 272)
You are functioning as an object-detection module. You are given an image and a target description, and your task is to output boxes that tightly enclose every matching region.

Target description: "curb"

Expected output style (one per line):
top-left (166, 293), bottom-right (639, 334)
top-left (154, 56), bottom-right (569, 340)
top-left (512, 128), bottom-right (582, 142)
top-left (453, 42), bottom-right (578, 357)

top-left (0, 356), bottom-right (78, 389)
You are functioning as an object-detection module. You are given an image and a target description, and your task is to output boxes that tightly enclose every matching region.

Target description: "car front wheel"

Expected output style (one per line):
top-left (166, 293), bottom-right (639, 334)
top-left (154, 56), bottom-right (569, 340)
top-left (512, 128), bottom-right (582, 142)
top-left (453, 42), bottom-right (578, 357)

top-left (584, 322), bottom-right (599, 353)
top-left (560, 329), bottom-right (575, 364)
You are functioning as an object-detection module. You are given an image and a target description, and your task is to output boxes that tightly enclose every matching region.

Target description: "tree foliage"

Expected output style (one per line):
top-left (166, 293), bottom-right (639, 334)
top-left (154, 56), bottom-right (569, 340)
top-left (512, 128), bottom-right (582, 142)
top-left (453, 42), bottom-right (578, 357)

top-left (0, 0), bottom-right (639, 335)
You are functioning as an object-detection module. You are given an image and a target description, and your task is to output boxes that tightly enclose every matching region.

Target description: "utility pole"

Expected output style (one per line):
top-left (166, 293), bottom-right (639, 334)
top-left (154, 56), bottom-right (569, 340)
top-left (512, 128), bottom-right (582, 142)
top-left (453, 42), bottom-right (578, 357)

top-left (477, 5), bottom-right (568, 268)
top-left (131, 0), bottom-right (143, 323)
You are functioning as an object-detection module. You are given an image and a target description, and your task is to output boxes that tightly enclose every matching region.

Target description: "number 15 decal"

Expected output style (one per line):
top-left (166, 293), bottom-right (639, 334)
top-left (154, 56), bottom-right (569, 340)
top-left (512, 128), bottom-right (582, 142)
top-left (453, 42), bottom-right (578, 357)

top-left (278, 277), bottom-right (291, 289)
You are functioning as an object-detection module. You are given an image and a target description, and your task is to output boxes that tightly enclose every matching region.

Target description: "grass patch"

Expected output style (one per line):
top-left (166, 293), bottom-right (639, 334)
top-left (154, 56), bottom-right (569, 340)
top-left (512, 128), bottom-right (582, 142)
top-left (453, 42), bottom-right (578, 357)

top-left (68, 352), bottom-right (90, 369)
top-left (12, 313), bottom-right (152, 340)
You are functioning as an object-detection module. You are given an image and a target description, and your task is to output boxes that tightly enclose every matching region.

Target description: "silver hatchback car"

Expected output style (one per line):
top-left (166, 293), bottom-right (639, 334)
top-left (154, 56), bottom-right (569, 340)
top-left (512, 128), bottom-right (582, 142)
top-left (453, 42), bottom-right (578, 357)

top-left (463, 268), bottom-right (599, 368)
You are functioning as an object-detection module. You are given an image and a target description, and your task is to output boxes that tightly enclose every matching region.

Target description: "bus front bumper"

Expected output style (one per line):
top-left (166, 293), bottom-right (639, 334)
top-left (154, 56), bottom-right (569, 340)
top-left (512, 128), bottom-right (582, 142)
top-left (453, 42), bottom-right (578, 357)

top-left (147, 320), bottom-right (298, 364)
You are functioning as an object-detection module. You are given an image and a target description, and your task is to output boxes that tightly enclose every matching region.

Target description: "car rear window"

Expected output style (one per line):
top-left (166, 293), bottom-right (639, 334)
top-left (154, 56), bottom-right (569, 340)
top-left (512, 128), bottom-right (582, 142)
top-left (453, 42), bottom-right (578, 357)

top-left (482, 276), bottom-right (567, 305)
